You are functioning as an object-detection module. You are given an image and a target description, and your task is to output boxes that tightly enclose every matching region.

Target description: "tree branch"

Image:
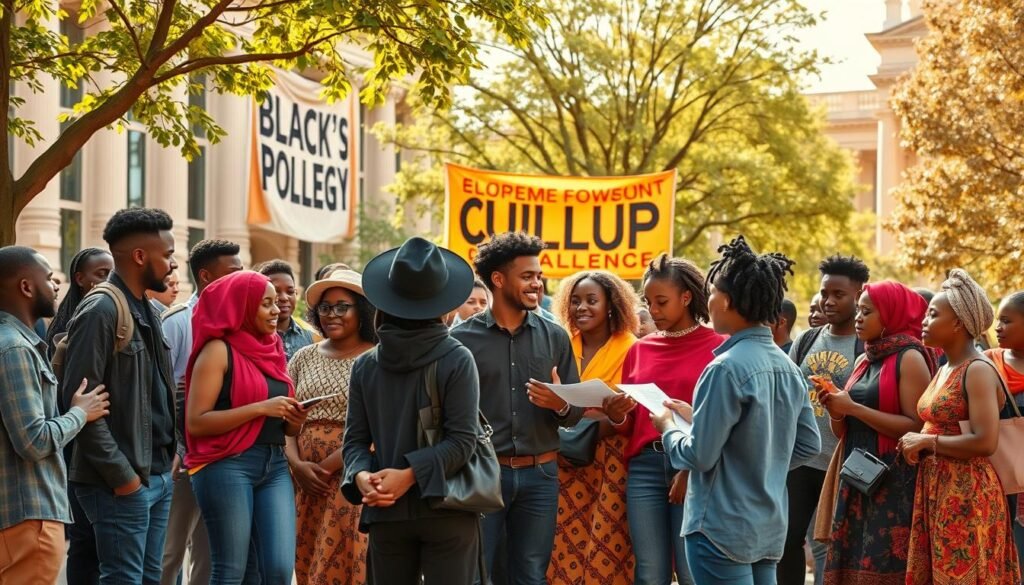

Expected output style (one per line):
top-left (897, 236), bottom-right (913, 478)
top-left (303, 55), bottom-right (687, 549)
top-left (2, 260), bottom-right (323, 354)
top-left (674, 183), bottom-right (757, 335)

top-left (150, 31), bottom-right (345, 84)
top-left (107, 0), bottom-right (146, 64)
top-left (148, 0), bottom-right (178, 58)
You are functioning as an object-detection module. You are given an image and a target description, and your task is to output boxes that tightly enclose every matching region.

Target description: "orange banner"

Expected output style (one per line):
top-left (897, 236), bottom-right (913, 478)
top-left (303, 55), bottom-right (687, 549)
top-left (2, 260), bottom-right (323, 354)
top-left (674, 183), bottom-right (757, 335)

top-left (444, 163), bottom-right (676, 279)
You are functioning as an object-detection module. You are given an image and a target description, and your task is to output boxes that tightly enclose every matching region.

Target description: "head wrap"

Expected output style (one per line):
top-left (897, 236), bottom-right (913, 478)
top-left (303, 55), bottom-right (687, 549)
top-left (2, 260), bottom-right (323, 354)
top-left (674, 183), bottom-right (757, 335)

top-left (184, 270), bottom-right (293, 468)
top-left (844, 281), bottom-right (937, 456)
top-left (941, 268), bottom-right (993, 339)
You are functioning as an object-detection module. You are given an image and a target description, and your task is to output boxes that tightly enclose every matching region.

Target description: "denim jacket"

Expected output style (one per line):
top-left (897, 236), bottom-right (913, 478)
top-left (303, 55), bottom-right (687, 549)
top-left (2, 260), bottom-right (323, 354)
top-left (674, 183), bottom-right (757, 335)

top-left (663, 326), bottom-right (821, 563)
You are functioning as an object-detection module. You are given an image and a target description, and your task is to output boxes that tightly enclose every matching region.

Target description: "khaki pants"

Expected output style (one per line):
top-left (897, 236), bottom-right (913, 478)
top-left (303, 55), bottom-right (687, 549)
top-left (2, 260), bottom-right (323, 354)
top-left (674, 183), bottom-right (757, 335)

top-left (0, 519), bottom-right (64, 585)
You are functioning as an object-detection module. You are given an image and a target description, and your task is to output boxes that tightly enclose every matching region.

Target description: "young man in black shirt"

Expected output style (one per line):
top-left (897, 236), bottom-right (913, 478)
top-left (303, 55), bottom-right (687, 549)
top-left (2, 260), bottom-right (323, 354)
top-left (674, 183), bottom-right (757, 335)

top-left (452, 232), bottom-right (582, 585)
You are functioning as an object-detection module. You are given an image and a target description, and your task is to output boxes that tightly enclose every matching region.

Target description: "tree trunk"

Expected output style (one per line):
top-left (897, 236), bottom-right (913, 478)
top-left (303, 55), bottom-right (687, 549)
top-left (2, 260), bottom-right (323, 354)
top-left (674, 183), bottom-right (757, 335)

top-left (0, 180), bottom-right (17, 246)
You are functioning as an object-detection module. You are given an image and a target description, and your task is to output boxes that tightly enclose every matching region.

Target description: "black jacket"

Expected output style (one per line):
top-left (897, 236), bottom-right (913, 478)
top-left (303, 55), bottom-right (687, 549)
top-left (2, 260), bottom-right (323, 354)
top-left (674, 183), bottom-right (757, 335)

top-left (60, 274), bottom-right (175, 488)
top-left (342, 323), bottom-right (480, 529)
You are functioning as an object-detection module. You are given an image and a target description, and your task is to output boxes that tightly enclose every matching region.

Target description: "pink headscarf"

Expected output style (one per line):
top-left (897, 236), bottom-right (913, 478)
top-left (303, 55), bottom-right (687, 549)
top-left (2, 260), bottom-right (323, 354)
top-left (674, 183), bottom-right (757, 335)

top-left (184, 271), bottom-right (294, 468)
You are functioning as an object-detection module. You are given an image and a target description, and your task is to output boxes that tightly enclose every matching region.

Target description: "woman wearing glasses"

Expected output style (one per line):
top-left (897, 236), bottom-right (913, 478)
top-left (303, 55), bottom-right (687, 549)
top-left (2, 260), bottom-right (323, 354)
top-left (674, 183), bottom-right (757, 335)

top-left (286, 269), bottom-right (378, 585)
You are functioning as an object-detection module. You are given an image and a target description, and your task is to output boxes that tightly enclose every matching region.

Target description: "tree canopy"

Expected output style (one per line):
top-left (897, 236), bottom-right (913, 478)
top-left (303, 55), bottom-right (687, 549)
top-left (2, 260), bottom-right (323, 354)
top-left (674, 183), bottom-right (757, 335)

top-left (381, 0), bottom-right (862, 295)
top-left (890, 0), bottom-right (1024, 296)
top-left (0, 0), bottom-right (544, 244)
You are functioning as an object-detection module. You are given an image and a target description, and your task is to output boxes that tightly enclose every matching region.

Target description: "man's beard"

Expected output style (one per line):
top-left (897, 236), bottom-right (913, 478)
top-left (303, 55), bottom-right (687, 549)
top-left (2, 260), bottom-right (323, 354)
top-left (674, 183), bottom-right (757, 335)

top-left (144, 264), bottom-right (169, 292)
top-left (33, 290), bottom-right (56, 320)
top-left (505, 289), bottom-right (534, 312)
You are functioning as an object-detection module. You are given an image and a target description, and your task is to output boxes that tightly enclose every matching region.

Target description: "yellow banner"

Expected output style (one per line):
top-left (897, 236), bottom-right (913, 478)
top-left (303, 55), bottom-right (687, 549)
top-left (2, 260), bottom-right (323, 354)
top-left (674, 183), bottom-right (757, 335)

top-left (444, 163), bottom-right (676, 279)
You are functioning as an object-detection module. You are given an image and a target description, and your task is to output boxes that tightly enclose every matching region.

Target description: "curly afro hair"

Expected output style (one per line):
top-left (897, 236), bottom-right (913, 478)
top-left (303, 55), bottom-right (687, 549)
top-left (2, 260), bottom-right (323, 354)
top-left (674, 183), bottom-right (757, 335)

top-left (472, 232), bottom-right (545, 290)
top-left (553, 271), bottom-right (640, 336)
top-left (818, 254), bottom-right (870, 285)
top-left (102, 208), bottom-right (173, 246)
top-left (187, 239), bottom-right (240, 284)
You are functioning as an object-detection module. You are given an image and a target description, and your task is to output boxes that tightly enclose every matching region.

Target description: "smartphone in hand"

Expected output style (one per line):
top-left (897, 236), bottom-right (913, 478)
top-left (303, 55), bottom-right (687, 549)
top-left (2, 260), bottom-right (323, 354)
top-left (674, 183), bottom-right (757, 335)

top-left (299, 392), bottom-right (342, 409)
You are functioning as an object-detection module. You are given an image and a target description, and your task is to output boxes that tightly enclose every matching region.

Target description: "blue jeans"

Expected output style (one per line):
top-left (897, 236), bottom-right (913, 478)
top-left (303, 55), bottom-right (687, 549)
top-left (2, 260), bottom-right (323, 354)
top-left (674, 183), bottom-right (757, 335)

top-left (686, 532), bottom-right (777, 585)
top-left (482, 460), bottom-right (560, 585)
top-left (626, 449), bottom-right (691, 585)
top-left (191, 445), bottom-right (295, 585)
top-left (74, 471), bottom-right (174, 585)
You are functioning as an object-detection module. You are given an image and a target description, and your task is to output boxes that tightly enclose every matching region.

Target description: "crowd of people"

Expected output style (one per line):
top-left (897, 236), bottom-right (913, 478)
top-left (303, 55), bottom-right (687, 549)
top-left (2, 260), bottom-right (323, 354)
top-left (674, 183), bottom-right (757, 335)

top-left (0, 206), bottom-right (1023, 585)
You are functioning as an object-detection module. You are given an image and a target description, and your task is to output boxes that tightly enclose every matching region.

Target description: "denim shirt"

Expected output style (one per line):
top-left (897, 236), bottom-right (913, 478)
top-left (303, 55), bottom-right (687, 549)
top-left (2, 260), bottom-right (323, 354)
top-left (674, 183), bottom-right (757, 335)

top-left (662, 326), bottom-right (821, 563)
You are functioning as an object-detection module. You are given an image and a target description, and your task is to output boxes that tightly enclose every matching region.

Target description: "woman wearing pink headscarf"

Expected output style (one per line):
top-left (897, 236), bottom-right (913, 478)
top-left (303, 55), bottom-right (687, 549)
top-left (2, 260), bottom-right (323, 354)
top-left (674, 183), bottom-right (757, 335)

top-left (814, 281), bottom-right (937, 585)
top-left (184, 270), bottom-right (309, 585)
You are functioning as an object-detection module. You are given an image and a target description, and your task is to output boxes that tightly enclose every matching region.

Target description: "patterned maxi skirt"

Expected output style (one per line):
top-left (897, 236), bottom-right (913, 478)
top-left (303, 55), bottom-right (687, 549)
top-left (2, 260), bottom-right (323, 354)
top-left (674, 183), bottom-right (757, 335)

top-left (548, 434), bottom-right (635, 585)
top-left (294, 420), bottom-right (368, 585)
top-left (906, 452), bottom-right (1019, 584)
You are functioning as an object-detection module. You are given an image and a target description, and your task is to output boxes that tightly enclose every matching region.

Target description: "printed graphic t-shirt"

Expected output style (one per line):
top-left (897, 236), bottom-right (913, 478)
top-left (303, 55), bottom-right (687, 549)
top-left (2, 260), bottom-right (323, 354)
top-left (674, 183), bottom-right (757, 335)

top-left (789, 328), bottom-right (858, 471)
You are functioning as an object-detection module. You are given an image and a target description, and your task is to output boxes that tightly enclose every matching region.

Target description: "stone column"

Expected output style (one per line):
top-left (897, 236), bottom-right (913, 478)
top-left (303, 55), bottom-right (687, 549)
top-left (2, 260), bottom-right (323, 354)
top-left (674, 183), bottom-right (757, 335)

top-left (83, 26), bottom-right (128, 249)
top-left (207, 92), bottom-right (253, 266)
top-left (13, 13), bottom-right (62, 271)
top-left (884, 0), bottom-right (904, 28)
top-left (363, 98), bottom-right (397, 223)
top-left (148, 84), bottom-right (191, 297)
top-left (876, 107), bottom-right (902, 255)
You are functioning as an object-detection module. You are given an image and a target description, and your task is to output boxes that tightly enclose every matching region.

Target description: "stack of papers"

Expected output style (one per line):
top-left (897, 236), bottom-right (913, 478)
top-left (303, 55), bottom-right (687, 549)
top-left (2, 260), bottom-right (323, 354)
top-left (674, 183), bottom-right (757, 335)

top-left (544, 379), bottom-right (694, 435)
top-left (618, 383), bottom-right (693, 435)
top-left (545, 379), bottom-right (617, 407)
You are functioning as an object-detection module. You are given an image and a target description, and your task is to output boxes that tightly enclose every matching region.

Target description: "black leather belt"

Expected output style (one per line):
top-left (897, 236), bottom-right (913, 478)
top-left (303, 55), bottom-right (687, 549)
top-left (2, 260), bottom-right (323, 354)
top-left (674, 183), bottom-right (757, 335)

top-left (644, 440), bottom-right (665, 453)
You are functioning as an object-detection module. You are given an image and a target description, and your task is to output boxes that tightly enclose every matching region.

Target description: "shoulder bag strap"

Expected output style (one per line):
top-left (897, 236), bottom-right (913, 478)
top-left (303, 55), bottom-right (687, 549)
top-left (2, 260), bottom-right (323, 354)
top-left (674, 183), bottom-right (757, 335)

top-left (87, 283), bottom-right (134, 354)
top-left (419, 361), bottom-right (442, 446)
top-left (960, 358), bottom-right (1022, 418)
top-left (795, 326), bottom-right (823, 366)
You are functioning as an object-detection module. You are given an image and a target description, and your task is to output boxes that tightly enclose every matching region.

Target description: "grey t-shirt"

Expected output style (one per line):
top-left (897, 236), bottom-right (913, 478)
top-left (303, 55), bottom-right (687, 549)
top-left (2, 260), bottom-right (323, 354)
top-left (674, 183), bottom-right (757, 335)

top-left (789, 328), bottom-right (858, 471)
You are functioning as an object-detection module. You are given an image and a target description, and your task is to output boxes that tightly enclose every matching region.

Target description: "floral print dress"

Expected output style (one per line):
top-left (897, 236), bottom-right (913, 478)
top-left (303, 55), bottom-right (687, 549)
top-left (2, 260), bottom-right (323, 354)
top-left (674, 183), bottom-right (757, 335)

top-left (906, 359), bottom-right (1020, 584)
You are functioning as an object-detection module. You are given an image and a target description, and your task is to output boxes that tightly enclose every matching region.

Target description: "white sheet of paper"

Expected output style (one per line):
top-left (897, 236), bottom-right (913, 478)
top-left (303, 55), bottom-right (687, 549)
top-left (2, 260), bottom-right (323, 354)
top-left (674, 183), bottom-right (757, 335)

top-left (545, 379), bottom-right (618, 408)
top-left (618, 383), bottom-right (693, 434)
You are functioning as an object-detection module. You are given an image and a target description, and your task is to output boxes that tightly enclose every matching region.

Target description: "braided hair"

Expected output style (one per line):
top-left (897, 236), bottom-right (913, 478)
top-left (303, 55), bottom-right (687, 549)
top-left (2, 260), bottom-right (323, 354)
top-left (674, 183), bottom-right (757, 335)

top-left (642, 253), bottom-right (710, 324)
top-left (706, 235), bottom-right (795, 324)
top-left (45, 248), bottom-right (110, 356)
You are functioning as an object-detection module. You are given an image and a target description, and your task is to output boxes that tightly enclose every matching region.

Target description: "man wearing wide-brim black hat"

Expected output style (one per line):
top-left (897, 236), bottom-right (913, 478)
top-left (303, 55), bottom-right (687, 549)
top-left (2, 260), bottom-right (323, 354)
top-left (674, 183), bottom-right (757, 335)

top-left (451, 232), bottom-right (583, 585)
top-left (340, 236), bottom-right (486, 584)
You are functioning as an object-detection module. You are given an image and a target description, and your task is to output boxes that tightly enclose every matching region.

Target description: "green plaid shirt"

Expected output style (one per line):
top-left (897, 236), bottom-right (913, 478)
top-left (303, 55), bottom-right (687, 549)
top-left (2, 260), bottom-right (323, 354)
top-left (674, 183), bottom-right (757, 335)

top-left (0, 311), bottom-right (87, 530)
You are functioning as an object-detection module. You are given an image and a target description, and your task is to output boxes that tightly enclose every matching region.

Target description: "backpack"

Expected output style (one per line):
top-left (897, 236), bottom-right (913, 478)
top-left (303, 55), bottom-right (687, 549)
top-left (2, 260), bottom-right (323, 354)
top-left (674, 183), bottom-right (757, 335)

top-left (51, 282), bottom-right (134, 382)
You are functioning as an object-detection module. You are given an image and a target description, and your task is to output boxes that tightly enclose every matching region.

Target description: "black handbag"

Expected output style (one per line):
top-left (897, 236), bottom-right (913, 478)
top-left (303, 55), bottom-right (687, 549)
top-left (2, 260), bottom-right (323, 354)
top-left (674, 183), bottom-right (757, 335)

top-left (558, 418), bottom-right (601, 467)
top-left (417, 361), bottom-right (505, 515)
top-left (839, 448), bottom-right (888, 496)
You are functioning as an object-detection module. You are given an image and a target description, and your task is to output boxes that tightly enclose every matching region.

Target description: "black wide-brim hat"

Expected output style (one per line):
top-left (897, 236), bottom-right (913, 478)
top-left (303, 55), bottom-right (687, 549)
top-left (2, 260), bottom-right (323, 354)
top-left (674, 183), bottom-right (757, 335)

top-left (362, 237), bottom-right (475, 320)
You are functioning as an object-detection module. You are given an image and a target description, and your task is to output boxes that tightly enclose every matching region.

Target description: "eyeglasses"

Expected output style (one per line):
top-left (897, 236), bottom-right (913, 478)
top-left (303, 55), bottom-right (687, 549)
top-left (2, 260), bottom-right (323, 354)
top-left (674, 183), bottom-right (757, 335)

top-left (315, 302), bottom-right (355, 317)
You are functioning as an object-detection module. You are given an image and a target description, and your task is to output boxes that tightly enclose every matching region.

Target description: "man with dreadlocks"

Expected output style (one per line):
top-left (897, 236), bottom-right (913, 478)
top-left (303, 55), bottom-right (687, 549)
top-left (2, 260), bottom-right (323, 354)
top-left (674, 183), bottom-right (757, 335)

top-left (651, 235), bottom-right (821, 585)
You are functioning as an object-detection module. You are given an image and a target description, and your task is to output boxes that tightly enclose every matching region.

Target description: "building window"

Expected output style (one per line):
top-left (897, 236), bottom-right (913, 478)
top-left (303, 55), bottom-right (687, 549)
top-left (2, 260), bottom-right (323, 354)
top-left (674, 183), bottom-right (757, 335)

top-left (185, 226), bottom-right (204, 286)
top-left (59, 122), bottom-right (83, 202)
top-left (127, 130), bottom-right (146, 207)
top-left (60, 208), bottom-right (82, 274)
top-left (299, 240), bottom-right (313, 287)
top-left (186, 76), bottom-right (210, 265)
top-left (190, 74), bottom-right (207, 137)
top-left (188, 146), bottom-right (206, 220)
top-left (59, 20), bottom-right (84, 109)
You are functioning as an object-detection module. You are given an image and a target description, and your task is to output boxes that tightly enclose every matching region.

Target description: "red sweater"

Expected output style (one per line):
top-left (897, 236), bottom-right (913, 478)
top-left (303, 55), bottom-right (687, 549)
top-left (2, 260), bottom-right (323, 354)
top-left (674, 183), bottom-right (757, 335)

top-left (617, 326), bottom-right (725, 461)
